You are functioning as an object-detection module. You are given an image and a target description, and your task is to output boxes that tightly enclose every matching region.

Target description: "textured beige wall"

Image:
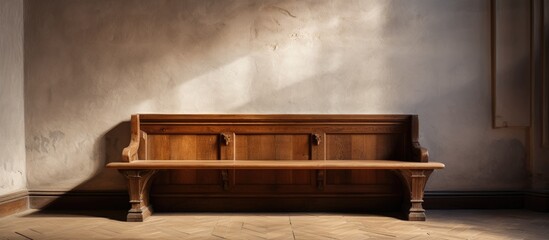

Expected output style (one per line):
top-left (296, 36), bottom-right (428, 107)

top-left (25, 0), bottom-right (529, 191)
top-left (0, 0), bottom-right (26, 195)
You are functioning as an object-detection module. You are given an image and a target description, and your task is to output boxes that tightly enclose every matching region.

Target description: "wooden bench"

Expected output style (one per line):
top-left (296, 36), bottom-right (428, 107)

top-left (106, 114), bottom-right (444, 222)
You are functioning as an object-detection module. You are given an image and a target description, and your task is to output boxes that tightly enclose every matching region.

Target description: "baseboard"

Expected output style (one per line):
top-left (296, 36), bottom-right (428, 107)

top-left (28, 190), bottom-right (128, 210)
top-left (525, 191), bottom-right (549, 211)
top-left (424, 191), bottom-right (525, 209)
top-left (0, 190), bottom-right (29, 218)
top-left (23, 190), bottom-right (549, 212)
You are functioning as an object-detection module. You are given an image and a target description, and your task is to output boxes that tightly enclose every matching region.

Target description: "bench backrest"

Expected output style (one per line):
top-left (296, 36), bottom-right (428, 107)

top-left (127, 114), bottom-right (422, 163)
top-left (123, 114), bottom-right (426, 209)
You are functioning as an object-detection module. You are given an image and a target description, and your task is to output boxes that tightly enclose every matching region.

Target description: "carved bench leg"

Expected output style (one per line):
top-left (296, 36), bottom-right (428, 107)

top-left (393, 169), bottom-right (433, 221)
top-left (119, 169), bottom-right (159, 222)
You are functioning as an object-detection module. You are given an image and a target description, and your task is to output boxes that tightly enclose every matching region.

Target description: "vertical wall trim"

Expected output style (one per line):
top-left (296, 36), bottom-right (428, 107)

top-left (491, 0), bottom-right (497, 129)
top-left (540, 0), bottom-right (549, 147)
top-left (491, 0), bottom-right (533, 128)
top-left (528, 0), bottom-right (536, 175)
top-left (528, 0), bottom-right (535, 131)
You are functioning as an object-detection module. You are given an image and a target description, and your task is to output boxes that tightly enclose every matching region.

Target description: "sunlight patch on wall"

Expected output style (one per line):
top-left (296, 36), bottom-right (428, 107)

top-left (173, 55), bottom-right (255, 112)
top-left (271, 27), bottom-right (323, 90)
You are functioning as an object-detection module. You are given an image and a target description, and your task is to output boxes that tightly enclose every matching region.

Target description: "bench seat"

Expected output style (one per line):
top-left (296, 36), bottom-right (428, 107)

top-left (107, 160), bottom-right (445, 170)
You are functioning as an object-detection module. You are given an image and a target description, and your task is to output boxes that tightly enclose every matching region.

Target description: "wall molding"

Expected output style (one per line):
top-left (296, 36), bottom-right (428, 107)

top-left (0, 190), bottom-right (29, 218)
top-left (28, 190), bottom-right (128, 210)
top-left (19, 190), bottom-right (549, 213)
top-left (543, 0), bottom-right (549, 147)
top-left (425, 191), bottom-right (523, 209)
top-left (425, 191), bottom-right (549, 211)
top-left (525, 190), bottom-right (549, 211)
top-left (491, 0), bottom-right (534, 128)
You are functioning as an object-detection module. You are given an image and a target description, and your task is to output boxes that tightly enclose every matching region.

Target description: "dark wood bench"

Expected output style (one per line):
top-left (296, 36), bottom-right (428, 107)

top-left (106, 114), bottom-right (444, 222)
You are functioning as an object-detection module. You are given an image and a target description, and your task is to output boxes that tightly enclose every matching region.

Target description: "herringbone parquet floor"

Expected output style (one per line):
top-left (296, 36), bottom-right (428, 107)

top-left (0, 210), bottom-right (548, 239)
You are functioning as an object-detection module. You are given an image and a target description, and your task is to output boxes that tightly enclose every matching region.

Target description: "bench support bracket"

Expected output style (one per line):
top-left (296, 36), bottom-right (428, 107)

top-left (393, 169), bottom-right (433, 221)
top-left (316, 170), bottom-right (325, 191)
top-left (119, 169), bottom-right (159, 222)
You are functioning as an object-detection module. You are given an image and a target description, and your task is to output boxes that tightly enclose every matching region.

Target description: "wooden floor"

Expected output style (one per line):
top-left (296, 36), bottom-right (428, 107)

top-left (1, 210), bottom-right (548, 239)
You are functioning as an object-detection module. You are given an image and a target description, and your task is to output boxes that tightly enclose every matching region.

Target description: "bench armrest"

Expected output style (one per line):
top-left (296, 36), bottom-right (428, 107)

top-left (412, 142), bottom-right (429, 162)
top-left (122, 115), bottom-right (140, 162)
top-left (122, 141), bottom-right (139, 162)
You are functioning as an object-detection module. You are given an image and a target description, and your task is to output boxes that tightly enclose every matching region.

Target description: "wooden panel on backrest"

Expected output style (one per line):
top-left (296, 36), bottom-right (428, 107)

top-left (147, 134), bottom-right (219, 160)
top-left (235, 134), bottom-right (310, 160)
top-left (147, 135), bottom-right (170, 185)
top-left (325, 133), bottom-right (404, 192)
top-left (148, 134), bottom-right (223, 190)
top-left (233, 134), bottom-right (316, 192)
top-left (147, 135), bottom-right (170, 160)
top-left (326, 134), bottom-right (406, 160)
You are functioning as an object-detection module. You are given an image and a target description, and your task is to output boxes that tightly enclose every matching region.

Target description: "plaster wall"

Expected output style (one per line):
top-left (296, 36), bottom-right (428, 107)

top-left (0, 0), bottom-right (26, 195)
top-left (24, 0), bottom-right (529, 191)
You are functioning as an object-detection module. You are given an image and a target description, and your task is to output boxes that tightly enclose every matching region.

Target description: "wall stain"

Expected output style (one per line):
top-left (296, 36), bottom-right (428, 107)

top-left (49, 130), bottom-right (65, 151)
top-left (27, 130), bottom-right (65, 153)
top-left (268, 6), bottom-right (297, 18)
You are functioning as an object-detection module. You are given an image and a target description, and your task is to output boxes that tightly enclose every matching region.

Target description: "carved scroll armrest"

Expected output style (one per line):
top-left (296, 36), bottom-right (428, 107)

top-left (122, 141), bottom-right (139, 162)
top-left (121, 115), bottom-right (141, 162)
top-left (412, 142), bottom-right (429, 162)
